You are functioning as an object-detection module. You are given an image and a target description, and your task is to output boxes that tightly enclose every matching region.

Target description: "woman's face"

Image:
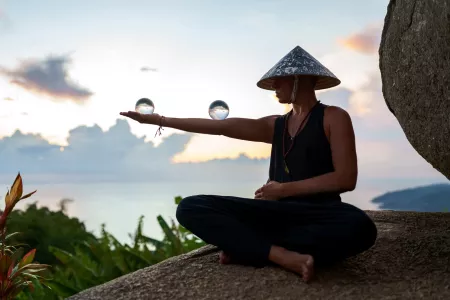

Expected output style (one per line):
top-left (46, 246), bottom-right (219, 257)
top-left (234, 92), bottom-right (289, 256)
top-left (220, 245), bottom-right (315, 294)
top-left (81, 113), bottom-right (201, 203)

top-left (272, 76), bottom-right (316, 104)
top-left (272, 77), bottom-right (295, 104)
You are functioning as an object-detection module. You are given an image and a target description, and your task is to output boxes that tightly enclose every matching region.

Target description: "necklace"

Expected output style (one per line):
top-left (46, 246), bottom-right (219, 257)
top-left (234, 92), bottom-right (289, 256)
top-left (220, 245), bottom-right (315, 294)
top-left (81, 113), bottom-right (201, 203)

top-left (282, 101), bottom-right (319, 174)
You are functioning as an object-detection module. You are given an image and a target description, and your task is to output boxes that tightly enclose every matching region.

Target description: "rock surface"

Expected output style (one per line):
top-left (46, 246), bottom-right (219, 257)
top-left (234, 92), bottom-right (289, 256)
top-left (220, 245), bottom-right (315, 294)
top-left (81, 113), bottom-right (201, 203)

top-left (379, 0), bottom-right (450, 179)
top-left (69, 211), bottom-right (450, 300)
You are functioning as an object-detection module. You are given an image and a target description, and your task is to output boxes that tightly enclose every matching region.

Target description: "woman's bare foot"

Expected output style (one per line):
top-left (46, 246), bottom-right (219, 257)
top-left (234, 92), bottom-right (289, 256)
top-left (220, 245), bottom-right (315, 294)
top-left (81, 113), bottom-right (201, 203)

top-left (219, 251), bottom-right (232, 264)
top-left (282, 252), bottom-right (314, 282)
top-left (268, 246), bottom-right (315, 282)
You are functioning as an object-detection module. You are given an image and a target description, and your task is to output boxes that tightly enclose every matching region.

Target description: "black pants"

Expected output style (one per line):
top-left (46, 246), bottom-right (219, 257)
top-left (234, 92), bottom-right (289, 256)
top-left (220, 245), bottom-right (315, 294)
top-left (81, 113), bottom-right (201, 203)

top-left (176, 195), bottom-right (377, 267)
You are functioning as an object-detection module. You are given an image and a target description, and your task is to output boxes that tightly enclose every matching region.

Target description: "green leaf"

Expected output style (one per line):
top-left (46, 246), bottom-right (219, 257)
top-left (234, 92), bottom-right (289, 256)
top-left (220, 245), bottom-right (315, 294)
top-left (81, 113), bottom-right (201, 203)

top-left (18, 249), bottom-right (36, 269)
top-left (174, 196), bottom-right (183, 205)
top-left (49, 246), bottom-right (98, 277)
top-left (122, 247), bottom-right (152, 265)
top-left (20, 272), bottom-right (38, 280)
top-left (46, 281), bottom-right (79, 298)
top-left (5, 232), bottom-right (21, 241)
top-left (20, 267), bottom-right (49, 273)
top-left (10, 264), bottom-right (50, 281)
top-left (157, 215), bottom-right (184, 255)
top-left (139, 235), bottom-right (165, 249)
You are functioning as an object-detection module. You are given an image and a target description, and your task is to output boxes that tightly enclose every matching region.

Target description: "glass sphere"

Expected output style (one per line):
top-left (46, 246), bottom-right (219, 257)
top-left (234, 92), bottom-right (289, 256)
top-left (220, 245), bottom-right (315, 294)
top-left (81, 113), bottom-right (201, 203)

top-left (208, 100), bottom-right (229, 120)
top-left (135, 98), bottom-right (155, 114)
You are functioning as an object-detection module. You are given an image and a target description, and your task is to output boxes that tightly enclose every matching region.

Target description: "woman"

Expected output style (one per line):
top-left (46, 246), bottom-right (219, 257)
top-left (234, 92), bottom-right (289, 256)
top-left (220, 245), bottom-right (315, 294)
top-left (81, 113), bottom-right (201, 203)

top-left (120, 46), bottom-right (377, 282)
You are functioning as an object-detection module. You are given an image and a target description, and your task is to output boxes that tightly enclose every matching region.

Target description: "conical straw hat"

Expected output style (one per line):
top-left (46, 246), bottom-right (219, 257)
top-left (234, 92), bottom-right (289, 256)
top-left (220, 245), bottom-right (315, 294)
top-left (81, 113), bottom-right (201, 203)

top-left (257, 46), bottom-right (341, 91)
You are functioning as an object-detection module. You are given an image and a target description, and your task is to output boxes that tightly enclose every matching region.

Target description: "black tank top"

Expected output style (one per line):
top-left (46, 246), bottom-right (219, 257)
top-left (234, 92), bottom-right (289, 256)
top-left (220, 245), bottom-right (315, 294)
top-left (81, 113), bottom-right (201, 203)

top-left (268, 101), bottom-right (341, 203)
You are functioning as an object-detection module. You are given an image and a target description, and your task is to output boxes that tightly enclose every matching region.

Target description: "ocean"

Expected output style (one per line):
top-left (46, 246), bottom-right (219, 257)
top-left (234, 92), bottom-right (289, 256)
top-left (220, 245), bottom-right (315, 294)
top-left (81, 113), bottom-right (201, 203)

top-left (3, 181), bottom-right (382, 243)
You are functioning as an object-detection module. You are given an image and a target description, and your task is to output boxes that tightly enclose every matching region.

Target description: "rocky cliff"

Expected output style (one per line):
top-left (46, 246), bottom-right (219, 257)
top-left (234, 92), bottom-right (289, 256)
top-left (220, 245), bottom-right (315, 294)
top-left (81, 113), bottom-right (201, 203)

top-left (379, 0), bottom-right (450, 179)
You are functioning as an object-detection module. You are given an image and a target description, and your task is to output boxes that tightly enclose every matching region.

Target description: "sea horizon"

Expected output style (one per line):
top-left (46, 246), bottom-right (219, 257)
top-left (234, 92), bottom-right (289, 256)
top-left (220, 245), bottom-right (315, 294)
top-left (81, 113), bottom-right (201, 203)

top-left (0, 180), bottom-right (391, 243)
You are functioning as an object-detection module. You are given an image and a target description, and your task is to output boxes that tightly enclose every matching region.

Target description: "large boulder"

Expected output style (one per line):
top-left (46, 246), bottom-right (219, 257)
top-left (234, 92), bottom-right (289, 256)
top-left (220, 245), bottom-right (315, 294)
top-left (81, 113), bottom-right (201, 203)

top-left (379, 0), bottom-right (450, 179)
top-left (68, 211), bottom-right (450, 300)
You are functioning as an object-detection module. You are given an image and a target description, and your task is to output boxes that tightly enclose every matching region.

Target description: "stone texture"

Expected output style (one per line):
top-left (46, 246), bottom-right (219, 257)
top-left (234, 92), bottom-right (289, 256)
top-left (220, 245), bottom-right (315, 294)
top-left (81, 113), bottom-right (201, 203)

top-left (69, 211), bottom-right (450, 300)
top-left (379, 0), bottom-right (450, 179)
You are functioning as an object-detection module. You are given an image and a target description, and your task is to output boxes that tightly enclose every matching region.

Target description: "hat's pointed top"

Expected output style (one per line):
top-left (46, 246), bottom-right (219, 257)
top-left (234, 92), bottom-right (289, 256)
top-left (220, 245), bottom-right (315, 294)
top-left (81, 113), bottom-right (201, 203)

top-left (257, 46), bottom-right (340, 91)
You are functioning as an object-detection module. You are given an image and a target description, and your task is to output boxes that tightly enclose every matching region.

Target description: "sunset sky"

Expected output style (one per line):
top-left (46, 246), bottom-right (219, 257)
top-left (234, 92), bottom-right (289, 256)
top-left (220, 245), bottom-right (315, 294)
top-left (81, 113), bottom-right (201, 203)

top-left (0, 0), bottom-right (447, 192)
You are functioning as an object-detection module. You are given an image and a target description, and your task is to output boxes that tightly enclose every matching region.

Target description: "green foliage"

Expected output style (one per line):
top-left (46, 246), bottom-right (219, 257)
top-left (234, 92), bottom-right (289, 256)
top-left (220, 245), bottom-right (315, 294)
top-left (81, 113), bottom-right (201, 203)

top-left (47, 214), bottom-right (204, 297)
top-left (6, 202), bottom-right (97, 266)
top-left (10, 194), bottom-right (205, 299)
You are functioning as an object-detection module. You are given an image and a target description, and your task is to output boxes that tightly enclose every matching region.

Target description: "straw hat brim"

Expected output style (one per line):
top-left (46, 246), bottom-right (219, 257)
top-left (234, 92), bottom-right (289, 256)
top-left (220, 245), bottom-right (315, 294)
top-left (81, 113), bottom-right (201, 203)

top-left (257, 74), bottom-right (341, 91)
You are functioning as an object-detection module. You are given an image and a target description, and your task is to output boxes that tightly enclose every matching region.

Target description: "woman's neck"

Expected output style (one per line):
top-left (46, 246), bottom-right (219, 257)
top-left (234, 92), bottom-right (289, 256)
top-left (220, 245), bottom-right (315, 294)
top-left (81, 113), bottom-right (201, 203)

top-left (291, 94), bottom-right (318, 116)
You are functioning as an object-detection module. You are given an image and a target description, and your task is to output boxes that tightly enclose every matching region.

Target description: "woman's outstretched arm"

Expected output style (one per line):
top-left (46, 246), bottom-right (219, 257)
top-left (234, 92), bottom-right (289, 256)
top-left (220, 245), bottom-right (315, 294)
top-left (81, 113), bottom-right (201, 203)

top-left (119, 111), bottom-right (280, 144)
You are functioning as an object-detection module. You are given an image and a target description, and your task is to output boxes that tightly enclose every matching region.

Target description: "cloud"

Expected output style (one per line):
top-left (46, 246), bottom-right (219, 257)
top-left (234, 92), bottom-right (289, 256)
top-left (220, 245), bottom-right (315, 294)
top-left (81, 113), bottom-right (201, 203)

top-left (140, 66), bottom-right (158, 72)
top-left (311, 74), bottom-right (446, 183)
top-left (318, 68), bottom-right (397, 129)
top-left (0, 55), bottom-right (93, 103)
top-left (0, 113), bottom-right (446, 189)
top-left (347, 71), bottom-right (399, 129)
top-left (338, 23), bottom-right (382, 55)
top-left (0, 120), bottom-right (270, 184)
top-left (0, 113), bottom-right (446, 215)
top-left (318, 87), bottom-right (352, 110)
top-left (319, 50), bottom-right (379, 91)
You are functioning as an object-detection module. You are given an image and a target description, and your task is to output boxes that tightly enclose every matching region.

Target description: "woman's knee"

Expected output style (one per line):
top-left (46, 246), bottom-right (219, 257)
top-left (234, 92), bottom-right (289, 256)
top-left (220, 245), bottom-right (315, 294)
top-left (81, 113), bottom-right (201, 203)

top-left (176, 195), bottom-right (197, 224)
top-left (176, 195), bottom-right (210, 226)
top-left (353, 212), bottom-right (378, 249)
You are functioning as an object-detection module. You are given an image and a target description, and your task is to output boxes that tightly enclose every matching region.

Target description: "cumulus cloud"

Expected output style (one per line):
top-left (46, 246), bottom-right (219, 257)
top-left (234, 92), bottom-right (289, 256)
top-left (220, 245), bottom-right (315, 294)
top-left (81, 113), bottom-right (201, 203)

top-left (338, 23), bottom-right (382, 55)
top-left (0, 113), bottom-right (446, 190)
top-left (313, 75), bottom-right (446, 183)
top-left (318, 87), bottom-right (352, 110)
top-left (317, 67), bottom-right (397, 129)
top-left (346, 71), bottom-right (400, 130)
top-left (0, 119), bottom-right (270, 184)
top-left (0, 55), bottom-right (93, 103)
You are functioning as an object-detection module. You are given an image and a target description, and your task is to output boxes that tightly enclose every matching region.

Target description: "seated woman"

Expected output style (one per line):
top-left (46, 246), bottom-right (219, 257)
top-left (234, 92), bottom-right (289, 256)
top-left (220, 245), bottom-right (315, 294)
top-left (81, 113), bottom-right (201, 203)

top-left (120, 46), bottom-right (377, 283)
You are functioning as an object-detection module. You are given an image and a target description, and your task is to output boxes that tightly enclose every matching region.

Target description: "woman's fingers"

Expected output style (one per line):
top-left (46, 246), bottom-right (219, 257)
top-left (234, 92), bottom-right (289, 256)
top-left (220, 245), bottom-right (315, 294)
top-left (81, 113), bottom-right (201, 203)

top-left (254, 192), bottom-right (264, 199)
top-left (120, 111), bottom-right (146, 123)
top-left (120, 111), bottom-right (140, 119)
top-left (254, 184), bottom-right (266, 196)
top-left (119, 112), bottom-right (160, 125)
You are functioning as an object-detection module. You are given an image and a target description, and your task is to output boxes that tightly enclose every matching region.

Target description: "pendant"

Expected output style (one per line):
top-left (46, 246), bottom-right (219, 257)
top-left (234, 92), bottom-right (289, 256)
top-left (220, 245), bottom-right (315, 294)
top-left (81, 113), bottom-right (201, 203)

top-left (284, 162), bottom-right (290, 174)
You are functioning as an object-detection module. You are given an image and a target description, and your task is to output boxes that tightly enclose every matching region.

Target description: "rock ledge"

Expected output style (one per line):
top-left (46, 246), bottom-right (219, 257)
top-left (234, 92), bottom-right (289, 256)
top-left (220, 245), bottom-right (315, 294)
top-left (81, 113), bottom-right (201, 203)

top-left (69, 211), bottom-right (450, 300)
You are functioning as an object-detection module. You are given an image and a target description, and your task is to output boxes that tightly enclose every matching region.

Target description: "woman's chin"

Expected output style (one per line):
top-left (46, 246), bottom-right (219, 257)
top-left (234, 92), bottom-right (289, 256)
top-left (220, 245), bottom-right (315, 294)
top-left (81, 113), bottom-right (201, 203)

top-left (278, 99), bottom-right (290, 104)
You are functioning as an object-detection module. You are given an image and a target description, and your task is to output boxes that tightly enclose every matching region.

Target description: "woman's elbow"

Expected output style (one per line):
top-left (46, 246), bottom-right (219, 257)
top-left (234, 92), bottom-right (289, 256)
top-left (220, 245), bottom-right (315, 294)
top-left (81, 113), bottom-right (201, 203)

top-left (339, 172), bottom-right (357, 192)
top-left (345, 180), bottom-right (357, 192)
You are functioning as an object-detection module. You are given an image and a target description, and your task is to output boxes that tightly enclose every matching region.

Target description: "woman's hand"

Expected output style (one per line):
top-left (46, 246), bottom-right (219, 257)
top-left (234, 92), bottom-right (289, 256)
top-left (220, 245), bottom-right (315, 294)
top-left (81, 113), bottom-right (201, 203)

top-left (120, 111), bottom-right (161, 125)
top-left (254, 181), bottom-right (284, 201)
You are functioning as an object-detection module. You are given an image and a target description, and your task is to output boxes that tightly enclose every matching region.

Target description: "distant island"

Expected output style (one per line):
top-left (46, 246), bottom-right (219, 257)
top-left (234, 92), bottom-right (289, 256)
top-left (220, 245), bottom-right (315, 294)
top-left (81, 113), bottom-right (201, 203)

top-left (371, 183), bottom-right (450, 212)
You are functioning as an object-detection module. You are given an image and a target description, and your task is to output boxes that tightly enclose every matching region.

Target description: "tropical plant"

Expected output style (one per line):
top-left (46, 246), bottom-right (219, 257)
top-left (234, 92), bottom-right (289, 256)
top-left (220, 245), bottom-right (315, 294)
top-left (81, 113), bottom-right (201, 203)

top-left (6, 201), bottom-right (96, 266)
top-left (0, 173), bottom-right (51, 299)
top-left (45, 195), bottom-right (205, 298)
